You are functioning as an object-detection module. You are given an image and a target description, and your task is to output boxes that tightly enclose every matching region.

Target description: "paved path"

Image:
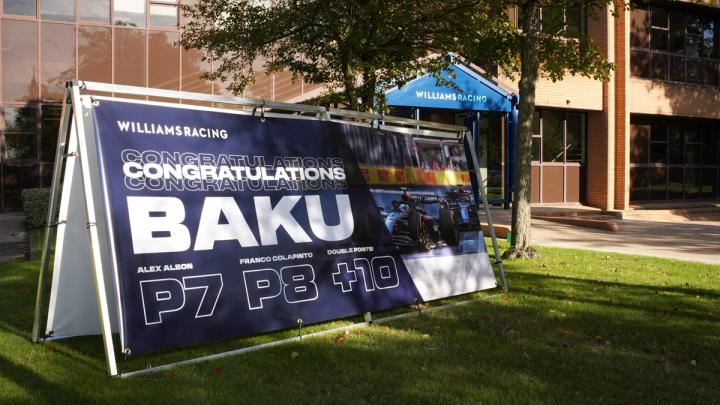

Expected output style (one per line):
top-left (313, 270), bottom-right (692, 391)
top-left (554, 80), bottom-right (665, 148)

top-left (0, 212), bottom-right (27, 262)
top-left (482, 208), bottom-right (720, 266)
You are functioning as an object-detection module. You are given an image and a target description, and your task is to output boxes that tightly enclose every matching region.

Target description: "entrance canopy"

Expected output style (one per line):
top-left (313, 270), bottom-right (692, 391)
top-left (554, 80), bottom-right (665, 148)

top-left (385, 62), bottom-right (514, 112)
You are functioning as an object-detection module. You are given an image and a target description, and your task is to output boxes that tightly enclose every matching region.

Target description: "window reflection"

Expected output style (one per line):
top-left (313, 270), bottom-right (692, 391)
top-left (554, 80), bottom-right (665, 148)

top-left (181, 48), bottom-right (212, 93)
top-left (150, 2), bottom-right (179, 28)
top-left (542, 111), bottom-right (564, 162)
top-left (4, 107), bottom-right (37, 133)
top-left (631, 117), bottom-right (720, 201)
top-left (41, 0), bottom-right (76, 21)
top-left (631, 6), bottom-right (720, 86)
top-left (115, 29), bottom-right (146, 86)
top-left (78, 26), bottom-right (112, 83)
top-left (565, 113), bottom-right (583, 162)
top-left (4, 0), bottom-right (36, 16)
top-left (115, 0), bottom-right (146, 27)
top-left (149, 31), bottom-right (180, 90)
top-left (42, 23), bottom-right (77, 100)
top-left (3, 106), bottom-right (38, 160)
top-left (81, 0), bottom-right (110, 22)
top-left (41, 105), bottom-right (62, 162)
top-left (4, 134), bottom-right (38, 160)
top-left (2, 20), bottom-right (39, 102)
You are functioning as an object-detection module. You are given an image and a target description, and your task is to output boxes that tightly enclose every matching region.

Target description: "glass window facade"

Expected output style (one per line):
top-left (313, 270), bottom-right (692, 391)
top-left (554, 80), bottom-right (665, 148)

top-left (631, 116), bottom-right (720, 201)
top-left (0, 2), bottom-right (319, 209)
top-left (631, 5), bottom-right (720, 85)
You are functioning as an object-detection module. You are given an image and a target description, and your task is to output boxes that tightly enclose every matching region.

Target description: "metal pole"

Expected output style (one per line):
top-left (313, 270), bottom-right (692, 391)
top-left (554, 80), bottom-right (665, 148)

top-left (32, 88), bottom-right (72, 343)
top-left (70, 85), bottom-right (119, 376)
top-left (466, 131), bottom-right (508, 292)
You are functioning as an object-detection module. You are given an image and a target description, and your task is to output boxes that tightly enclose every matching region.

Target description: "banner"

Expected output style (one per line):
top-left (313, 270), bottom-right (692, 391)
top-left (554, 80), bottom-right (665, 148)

top-left (91, 99), bottom-right (495, 354)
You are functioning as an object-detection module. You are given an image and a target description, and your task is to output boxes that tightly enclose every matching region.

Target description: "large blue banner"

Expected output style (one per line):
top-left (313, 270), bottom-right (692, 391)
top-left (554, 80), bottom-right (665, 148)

top-left (92, 99), bottom-right (495, 355)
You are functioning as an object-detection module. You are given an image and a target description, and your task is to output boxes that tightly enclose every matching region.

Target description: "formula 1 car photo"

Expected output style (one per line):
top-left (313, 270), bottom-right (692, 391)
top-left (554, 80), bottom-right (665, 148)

top-left (444, 185), bottom-right (481, 231)
top-left (378, 189), bottom-right (460, 251)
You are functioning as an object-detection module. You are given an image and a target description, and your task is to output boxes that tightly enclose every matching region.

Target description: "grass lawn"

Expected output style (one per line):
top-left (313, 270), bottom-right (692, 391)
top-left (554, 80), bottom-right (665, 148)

top-left (1, 239), bottom-right (719, 404)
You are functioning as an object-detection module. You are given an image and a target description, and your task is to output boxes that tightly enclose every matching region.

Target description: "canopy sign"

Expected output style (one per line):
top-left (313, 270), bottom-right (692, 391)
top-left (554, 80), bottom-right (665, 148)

top-left (385, 63), bottom-right (514, 112)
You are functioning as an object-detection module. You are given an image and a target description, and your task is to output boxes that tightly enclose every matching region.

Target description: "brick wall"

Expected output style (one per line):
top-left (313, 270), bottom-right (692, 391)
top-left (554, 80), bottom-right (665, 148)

top-left (586, 5), bottom-right (615, 210)
top-left (614, 2), bottom-right (630, 210)
top-left (534, 76), bottom-right (603, 111)
top-left (627, 78), bottom-right (720, 119)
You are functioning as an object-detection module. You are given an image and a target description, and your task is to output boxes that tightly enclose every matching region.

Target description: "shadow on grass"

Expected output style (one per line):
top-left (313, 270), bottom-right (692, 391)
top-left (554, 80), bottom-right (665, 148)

top-left (0, 351), bottom-right (88, 402)
top-left (509, 271), bottom-right (720, 323)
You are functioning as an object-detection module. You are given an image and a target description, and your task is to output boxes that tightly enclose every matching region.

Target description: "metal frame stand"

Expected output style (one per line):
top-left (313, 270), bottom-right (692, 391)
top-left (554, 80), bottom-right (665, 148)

top-left (32, 81), bottom-right (509, 377)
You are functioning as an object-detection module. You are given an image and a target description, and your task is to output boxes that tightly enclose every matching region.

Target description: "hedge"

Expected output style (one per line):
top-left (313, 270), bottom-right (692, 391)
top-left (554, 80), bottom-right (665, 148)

top-left (20, 188), bottom-right (51, 230)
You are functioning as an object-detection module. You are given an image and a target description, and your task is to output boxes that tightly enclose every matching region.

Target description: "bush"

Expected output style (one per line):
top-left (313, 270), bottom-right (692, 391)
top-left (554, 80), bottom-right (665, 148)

top-left (21, 188), bottom-right (51, 230)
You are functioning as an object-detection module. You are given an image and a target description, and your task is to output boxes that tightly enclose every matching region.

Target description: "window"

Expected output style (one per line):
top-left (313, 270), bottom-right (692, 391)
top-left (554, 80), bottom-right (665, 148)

top-left (81, 0), bottom-right (110, 23)
top-left (513, 6), bottom-right (586, 36)
top-left (41, 0), bottom-right (76, 21)
top-left (149, 31), bottom-right (180, 90)
top-left (114, 29), bottom-right (146, 86)
top-left (3, 107), bottom-right (38, 160)
top-left (631, 5), bottom-right (720, 86)
top-left (533, 110), bottom-right (586, 164)
top-left (630, 116), bottom-right (720, 201)
top-left (565, 113), bottom-right (584, 162)
top-left (150, 1), bottom-right (179, 28)
top-left (542, 111), bottom-right (564, 162)
top-left (78, 26), bottom-right (112, 83)
top-left (546, 6), bottom-right (585, 36)
top-left (4, 0), bottom-right (36, 16)
top-left (2, 20), bottom-right (39, 103)
top-left (115, 0), bottom-right (146, 27)
top-left (182, 47), bottom-right (212, 93)
top-left (531, 112), bottom-right (541, 162)
top-left (42, 23), bottom-right (77, 100)
top-left (40, 105), bottom-right (62, 162)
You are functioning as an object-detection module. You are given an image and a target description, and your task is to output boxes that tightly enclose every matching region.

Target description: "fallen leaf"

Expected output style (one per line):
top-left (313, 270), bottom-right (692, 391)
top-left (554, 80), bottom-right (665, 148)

top-left (335, 335), bottom-right (346, 344)
top-left (690, 360), bottom-right (697, 366)
top-left (291, 351), bottom-right (300, 358)
top-left (561, 329), bottom-right (573, 337)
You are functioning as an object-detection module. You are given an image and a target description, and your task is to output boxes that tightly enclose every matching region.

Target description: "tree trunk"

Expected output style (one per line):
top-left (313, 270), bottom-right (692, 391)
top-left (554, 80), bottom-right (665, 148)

top-left (504, 1), bottom-right (540, 260)
top-left (342, 51), bottom-right (359, 111)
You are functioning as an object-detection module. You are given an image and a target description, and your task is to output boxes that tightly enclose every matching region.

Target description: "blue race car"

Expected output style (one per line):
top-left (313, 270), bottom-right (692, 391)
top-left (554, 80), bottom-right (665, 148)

top-left (379, 189), bottom-right (460, 251)
top-left (444, 185), bottom-right (481, 231)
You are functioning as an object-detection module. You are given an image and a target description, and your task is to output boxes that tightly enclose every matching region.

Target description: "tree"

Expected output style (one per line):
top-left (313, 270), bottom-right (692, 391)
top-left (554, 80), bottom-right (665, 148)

top-left (180, 0), bottom-right (462, 111)
top-left (455, 0), bottom-right (620, 259)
